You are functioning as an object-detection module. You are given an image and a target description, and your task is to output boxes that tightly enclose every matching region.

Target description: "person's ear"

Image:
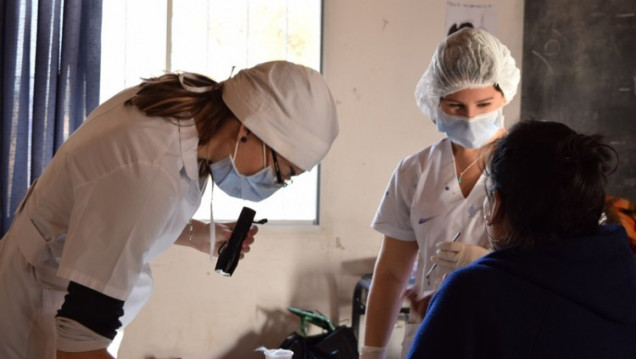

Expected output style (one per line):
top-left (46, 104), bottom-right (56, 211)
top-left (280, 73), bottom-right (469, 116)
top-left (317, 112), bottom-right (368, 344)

top-left (485, 190), bottom-right (504, 225)
top-left (487, 190), bottom-right (504, 225)
top-left (237, 124), bottom-right (251, 142)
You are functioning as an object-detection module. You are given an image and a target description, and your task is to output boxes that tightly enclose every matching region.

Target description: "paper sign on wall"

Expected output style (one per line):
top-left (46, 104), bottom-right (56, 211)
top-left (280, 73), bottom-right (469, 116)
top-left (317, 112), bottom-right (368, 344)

top-left (446, 1), bottom-right (498, 36)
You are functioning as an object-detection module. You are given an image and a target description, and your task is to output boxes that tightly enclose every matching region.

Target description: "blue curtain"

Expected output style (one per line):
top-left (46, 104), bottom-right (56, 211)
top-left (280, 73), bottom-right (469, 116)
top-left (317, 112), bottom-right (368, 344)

top-left (1, 0), bottom-right (102, 234)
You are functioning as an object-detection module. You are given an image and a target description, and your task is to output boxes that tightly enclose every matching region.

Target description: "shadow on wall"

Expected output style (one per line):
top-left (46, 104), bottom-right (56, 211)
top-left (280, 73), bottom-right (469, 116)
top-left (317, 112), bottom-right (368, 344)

top-left (289, 269), bottom-right (338, 321)
top-left (216, 269), bottom-right (339, 359)
top-left (141, 308), bottom-right (297, 359)
top-left (216, 307), bottom-right (298, 359)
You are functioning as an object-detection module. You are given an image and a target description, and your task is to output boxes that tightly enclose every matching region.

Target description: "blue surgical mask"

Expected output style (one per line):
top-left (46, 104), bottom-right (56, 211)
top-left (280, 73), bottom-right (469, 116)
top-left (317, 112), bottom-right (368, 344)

top-left (436, 107), bottom-right (504, 149)
top-left (209, 140), bottom-right (283, 202)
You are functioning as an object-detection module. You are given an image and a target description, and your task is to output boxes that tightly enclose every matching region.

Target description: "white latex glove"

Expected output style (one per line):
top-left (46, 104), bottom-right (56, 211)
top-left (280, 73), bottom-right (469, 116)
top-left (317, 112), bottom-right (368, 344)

top-left (431, 241), bottom-right (490, 270)
top-left (360, 346), bottom-right (386, 359)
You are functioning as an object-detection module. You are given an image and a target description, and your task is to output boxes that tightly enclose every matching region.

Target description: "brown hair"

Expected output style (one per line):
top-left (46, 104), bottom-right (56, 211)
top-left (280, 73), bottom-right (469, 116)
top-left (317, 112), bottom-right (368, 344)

top-left (125, 73), bottom-right (234, 147)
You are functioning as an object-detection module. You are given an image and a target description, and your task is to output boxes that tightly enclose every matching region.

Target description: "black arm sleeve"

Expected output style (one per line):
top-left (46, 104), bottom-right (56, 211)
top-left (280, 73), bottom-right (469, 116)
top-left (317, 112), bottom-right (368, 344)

top-left (56, 281), bottom-right (125, 340)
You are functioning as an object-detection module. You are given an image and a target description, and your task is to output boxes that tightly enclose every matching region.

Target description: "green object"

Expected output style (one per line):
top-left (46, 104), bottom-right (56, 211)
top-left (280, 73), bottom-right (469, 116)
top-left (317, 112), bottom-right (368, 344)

top-left (288, 307), bottom-right (336, 336)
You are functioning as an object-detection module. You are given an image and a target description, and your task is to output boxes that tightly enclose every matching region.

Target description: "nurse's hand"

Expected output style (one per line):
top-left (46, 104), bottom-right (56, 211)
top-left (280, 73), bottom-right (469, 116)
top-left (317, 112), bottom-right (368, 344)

top-left (405, 289), bottom-right (434, 322)
top-left (177, 220), bottom-right (258, 257)
top-left (213, 221), bottom-right (258, 259)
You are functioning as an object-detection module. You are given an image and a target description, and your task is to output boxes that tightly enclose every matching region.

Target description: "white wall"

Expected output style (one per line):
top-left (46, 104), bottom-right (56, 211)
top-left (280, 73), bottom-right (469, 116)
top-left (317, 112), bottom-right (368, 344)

top-left (117, 1), bottom-right (524, 358)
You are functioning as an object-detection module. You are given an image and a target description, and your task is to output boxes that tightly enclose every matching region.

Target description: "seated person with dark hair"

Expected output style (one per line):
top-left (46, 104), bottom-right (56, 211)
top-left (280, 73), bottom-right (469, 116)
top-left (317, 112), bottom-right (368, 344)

top-left (406, 120), bottom-right (636, 359)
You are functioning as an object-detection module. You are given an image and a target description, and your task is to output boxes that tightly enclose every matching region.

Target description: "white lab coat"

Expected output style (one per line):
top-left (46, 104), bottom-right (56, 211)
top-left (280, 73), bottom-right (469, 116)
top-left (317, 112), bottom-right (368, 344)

top-left (371, 137), bottom-right (489, 358)
top-left (0, 87), bottom-right (203, 358)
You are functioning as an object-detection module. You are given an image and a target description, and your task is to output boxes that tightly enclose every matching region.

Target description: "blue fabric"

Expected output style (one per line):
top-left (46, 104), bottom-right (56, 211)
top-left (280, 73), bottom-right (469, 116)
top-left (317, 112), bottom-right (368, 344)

top-left (407, 225), bottom-right (636, 359)
top-left (0, 0), bottom-right (102, 234)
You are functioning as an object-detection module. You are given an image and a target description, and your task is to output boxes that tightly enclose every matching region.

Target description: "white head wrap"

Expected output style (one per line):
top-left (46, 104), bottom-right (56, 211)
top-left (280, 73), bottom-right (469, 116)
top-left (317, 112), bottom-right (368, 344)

top-left (222, 61), bottom-right (339, 171)
top-left (415, 28), bottom-right (521, 124)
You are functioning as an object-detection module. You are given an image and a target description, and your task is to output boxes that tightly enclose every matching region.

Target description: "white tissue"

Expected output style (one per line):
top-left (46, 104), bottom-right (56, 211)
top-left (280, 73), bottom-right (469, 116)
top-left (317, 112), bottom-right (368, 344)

top-left (255, 346), bottom-right (294, 358)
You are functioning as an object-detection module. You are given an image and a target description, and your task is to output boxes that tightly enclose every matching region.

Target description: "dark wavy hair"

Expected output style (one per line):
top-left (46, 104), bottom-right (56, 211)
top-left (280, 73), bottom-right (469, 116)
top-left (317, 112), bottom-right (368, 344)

top-left (486, 120), bottom-right (618, 248)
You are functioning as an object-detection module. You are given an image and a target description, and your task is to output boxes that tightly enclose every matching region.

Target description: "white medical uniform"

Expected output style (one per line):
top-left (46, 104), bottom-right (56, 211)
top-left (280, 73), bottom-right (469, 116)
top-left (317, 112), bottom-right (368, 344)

top-left (0, 87), bottom-right (203, 358)
top-left (371, 137), bottom-right (488, 359)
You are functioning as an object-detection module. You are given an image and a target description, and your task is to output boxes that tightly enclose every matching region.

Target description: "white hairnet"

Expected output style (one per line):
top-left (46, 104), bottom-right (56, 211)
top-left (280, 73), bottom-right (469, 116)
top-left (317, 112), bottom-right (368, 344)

top-left (415, 28), bottom-right (520, 124)
top-left (222, 61), bottom-right (339, 171)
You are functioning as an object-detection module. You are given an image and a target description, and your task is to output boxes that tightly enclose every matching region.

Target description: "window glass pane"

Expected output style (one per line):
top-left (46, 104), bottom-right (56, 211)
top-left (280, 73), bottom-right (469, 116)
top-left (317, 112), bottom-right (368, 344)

top-left (171, 0), bottom-right (321, 74)
top-left (171, 0), bottom-right (322, 222)
top-left (101, 0), bottom-right (322, 222)
top-left (100, 0), bottom-right (167, 102)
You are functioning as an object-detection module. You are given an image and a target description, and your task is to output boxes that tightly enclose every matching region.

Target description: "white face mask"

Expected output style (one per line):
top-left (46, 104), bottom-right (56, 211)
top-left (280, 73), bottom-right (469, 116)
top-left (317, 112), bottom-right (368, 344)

top-left (436, 107), bottom-right (504, 149)
top-left (209, 140), bottom-right (283, 202)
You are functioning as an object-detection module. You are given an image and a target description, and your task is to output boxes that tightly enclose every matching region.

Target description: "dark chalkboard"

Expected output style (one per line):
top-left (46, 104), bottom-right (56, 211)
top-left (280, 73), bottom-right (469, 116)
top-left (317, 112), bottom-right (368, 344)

top-left (521, 0), bottom-right (636, 201)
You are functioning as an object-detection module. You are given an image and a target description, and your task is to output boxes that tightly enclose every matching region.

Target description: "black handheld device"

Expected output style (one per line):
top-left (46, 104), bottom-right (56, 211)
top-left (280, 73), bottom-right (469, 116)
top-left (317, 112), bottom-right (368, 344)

top-left (215, 206), bottom-right (256, 276)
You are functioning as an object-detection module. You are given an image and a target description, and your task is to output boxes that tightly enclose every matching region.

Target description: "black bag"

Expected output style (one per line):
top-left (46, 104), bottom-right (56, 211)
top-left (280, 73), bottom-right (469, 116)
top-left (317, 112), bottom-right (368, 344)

top-left (280, 326), bottom-right (359, 359)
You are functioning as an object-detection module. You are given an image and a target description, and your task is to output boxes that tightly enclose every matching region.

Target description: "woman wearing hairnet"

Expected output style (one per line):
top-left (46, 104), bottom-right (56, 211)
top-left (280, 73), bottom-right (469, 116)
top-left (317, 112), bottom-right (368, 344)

top-left (0, 61), bottom-right (338, 359)
top-left (361, 28), bottom-right (520, 359)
